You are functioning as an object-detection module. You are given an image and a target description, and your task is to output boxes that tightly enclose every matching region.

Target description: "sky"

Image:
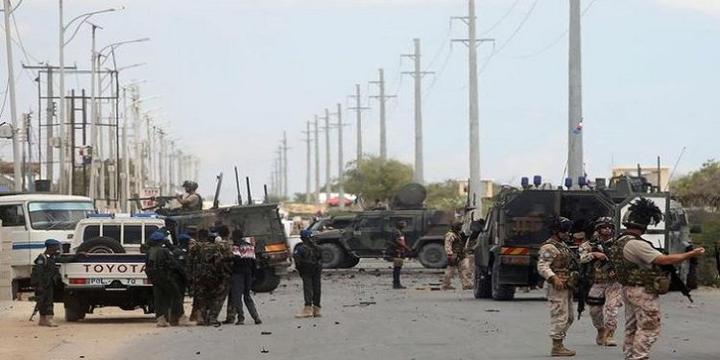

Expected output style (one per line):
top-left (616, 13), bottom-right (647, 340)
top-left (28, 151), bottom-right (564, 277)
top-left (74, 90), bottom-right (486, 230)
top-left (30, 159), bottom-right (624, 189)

top-left (1, 0), bottom-right (718, 203)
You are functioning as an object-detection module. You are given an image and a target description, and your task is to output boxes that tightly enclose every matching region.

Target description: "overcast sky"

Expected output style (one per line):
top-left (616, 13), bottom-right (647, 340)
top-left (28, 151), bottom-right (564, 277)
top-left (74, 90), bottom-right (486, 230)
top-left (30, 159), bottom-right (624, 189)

top-left (1, 0), bottom-right (718, 202)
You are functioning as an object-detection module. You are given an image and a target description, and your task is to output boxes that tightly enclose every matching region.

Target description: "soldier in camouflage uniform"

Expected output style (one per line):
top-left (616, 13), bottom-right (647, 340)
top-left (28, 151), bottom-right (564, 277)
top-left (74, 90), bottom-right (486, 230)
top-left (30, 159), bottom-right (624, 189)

top-left (608, 198), bottom-right (704, 360)
top-left (537, 217), bottom-right (579, 357)
top-left (30, 239), bottom-right (62, 327)
top-left (189, 232), bottom-right (234, 326)
top-left (442, 222), bottom-right (471, 290)
top-left (578, 216), bottom-right (622, 346)
top-left (386, 220), bottom-right (411, 289)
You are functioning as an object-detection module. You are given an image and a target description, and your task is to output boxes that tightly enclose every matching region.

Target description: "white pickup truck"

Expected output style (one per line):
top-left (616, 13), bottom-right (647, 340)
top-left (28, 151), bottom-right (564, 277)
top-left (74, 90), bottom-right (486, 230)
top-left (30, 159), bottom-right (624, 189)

top-left (57, 214), bottom-right (165, 321)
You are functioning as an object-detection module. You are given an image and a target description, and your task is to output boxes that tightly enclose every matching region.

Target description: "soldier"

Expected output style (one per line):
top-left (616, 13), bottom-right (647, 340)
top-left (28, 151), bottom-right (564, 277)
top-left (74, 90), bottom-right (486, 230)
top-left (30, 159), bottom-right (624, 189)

top-left (386, 220), bottom-right (411, 289)
top-left (294, 230), bottom-right (323, 318)
top-left (177, 180), bottom-right (203, 211)
top-left (187, 229), bottom-right (209, 323)
top-left (145, 231), bottom-right (190, 327)
top-left (579, 216), bottom-right (622, 346)
top-left (442, 222), bottom-right (470, 290)
top-left (229, 229), bottom-right (262, 325)
top-left (608, 198), bottom-right (704, 360)
top-left (30, 239), bottom-right (62, 327)
top-left (169, 234), bottom-right (191, 326)
top-left (192, 233), bottom-right (233, 326)
top-left (537, 217), bottom-right (579, 357)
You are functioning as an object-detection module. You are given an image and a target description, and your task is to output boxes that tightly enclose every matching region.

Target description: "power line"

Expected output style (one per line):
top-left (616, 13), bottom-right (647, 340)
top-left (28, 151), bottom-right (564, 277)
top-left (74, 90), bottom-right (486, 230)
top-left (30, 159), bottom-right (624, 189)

top-left (478, 0), bottom-right (522, 36)
top-left (479, 0), bottom-right (540, 75)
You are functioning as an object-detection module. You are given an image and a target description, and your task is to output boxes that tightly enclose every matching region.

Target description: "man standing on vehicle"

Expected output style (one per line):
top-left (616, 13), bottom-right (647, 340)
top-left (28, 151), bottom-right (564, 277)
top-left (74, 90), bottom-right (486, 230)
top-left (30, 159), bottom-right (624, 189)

top-left (294, 230), bottom-right (323, 318)
top-left (608, 198), bottom-right (705, 360)
top-left (386, 220), bottom-right (410, 290)
top-left (177, 180), bottom-right (202, 211)
top-left (537, 217), bottom-right (579, 357)
top-left (442, 222), bottom-right (470, 290)
top-left (579, 217), bottom-right (622, 346)
top-left (31, 239), bottom-right (62, 327)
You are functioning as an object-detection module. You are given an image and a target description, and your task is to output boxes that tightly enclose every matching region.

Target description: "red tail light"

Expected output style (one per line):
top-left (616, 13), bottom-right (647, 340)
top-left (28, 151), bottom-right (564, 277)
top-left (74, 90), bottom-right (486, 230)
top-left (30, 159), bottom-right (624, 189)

top-left (69, 278), bottom-right (87, 285)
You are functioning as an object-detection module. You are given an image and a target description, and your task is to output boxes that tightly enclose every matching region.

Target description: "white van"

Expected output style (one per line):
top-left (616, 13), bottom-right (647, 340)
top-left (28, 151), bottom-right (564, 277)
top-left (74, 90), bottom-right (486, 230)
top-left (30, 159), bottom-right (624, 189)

top-left (0, 193), bottom-right (95, 298)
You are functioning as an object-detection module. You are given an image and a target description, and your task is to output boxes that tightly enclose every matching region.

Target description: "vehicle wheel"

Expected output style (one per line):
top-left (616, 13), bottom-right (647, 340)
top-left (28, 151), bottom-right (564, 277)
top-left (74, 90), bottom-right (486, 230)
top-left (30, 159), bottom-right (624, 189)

top-left (339, 255), bottom-right (360, 269)
top-left (417, 242), bottom-right (447, 269)
top-left (318, 243), bottom-right (346, 269)
top-left (76, 237), bottom-right (125, 254)
top-left (252, 268), bottom-right (281, 293)
top-left (474, 265), bottom-right (492, 299)
top-left (64, 295), bottom-right (87, 322)
top-left (491, 266), bottom-right (515, 301)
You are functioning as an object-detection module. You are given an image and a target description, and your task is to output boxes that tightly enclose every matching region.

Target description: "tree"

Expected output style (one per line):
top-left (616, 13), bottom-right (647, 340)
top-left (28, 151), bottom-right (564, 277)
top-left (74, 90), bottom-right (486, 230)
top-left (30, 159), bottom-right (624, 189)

top-left (671, 160), bottom-right (720, 210)
top-left (425, 180), bottom-right (466, 211)
top-left (344, 156), bottom-right (413, 204)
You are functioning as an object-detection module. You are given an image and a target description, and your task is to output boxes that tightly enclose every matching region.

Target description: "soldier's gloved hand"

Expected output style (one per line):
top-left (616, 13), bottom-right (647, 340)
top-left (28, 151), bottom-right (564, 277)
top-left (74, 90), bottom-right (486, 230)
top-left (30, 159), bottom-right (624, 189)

top-left (550, 276), bottom-right (565, 290)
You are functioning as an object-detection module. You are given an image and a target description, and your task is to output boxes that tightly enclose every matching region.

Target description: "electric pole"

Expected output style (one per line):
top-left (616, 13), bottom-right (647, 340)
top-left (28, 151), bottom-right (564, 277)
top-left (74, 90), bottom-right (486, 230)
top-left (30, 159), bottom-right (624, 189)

top-left (44, 67), bottom-right (54, 183)
top-left (313, 115), bottom-right (320, 205)
top-left (348, 84), bottom-right (370, 163)
top-left (568, 0), bottom-right (584, 183)
top-left (3, 0), bottom-right (23, 190)
top-left (402, 38), bottom-right (433, 185)
top-left (370, 69), bottom-right (395, 160)
top-left (453, 0), bottom-right (493, 210)
top-left (335, 103), bottom-right (346, 209)
top-left (322, 108), bottom-right (332, 200)
top-left (282, 131), bottom-right (289, 199)
top-left (303, 121), bottom-right (312, 203)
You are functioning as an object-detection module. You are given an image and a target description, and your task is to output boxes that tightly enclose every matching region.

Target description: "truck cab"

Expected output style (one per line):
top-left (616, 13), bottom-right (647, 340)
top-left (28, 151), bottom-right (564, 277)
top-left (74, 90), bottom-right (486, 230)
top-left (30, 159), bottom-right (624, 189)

top-left (0, 193), bottom-right (95, 299)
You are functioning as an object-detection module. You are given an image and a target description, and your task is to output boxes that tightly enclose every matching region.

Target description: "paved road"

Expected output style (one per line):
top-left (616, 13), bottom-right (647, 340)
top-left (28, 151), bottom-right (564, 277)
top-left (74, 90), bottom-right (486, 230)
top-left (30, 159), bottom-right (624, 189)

top-left (117, 260), bottom-right (720, 360)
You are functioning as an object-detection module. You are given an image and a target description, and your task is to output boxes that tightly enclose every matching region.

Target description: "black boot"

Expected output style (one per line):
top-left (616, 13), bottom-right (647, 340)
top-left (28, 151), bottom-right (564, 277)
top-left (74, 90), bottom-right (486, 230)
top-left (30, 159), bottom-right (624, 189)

top-left (393, 267), bottom-right (406, 289)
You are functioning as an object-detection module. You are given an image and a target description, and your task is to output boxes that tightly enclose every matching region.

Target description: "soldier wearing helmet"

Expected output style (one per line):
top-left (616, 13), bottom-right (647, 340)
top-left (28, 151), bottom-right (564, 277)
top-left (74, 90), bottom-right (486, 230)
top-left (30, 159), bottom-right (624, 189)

top-left (537, 217), bottom-right (580, 356)
top-left (608, 198), bottom-right (705, 360)
top-left (178, 180), bottom-right (203, 211)
top-left (386, 220), bottom-right (411, 289)
top-left (441, 221), bottom-right (471, 290)
top-left (293, 229), bottom-right (323, 318)
top-left (579, 216), bottom-right (622, 347)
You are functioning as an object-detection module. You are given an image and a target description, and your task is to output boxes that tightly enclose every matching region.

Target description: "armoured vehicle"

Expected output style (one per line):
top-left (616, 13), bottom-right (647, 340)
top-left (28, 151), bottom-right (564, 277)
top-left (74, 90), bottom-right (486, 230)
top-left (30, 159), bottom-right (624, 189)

top-left (310, 183), bottom-right (454, 269)
top-left (472, 175), bottom-right (698, 301)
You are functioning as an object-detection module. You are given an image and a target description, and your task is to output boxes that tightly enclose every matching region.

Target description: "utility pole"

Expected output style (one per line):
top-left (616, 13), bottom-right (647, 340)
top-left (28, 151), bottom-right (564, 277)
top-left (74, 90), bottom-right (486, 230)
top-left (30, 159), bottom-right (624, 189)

top-left (370, 69), bottom-right (395, 160)
top-left (282, 131), bottom-right (289, 199)
top-left (322, 108), bottom-right (332, 200)
top-left (453, 0), bottom-right (492, 210)
top-left (335, 103), bottom-right (346, 209)
top-left (313, 116), bottom-right (320, 205)
top-left (45, 67), bottom-right (54, 183)
top-left (348, 84), bottom-right (370, 163)
top-left (303, 121), bottom-right (312, 203)
top-left (3, 0), bottom-right (22, 190)
top-left (88, 23), bottom-right (100, 200)
top-left (568, 0), bottom-right (584, 183)
top-left (402, 38), bottom-right (433, 185)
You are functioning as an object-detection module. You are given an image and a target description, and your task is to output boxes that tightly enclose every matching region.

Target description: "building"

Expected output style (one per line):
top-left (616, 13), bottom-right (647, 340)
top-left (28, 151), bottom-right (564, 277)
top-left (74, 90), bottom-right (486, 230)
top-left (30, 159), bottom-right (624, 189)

top-left (455, 179), bottom-right (497, 200)
top-left (611, 166), bottom-right (670, 191)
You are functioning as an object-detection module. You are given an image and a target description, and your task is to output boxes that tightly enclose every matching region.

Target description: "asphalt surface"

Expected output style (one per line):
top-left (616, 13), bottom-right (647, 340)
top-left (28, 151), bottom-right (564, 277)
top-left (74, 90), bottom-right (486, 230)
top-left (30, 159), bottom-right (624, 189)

top-left (115, 260), bottom-right (720, 360)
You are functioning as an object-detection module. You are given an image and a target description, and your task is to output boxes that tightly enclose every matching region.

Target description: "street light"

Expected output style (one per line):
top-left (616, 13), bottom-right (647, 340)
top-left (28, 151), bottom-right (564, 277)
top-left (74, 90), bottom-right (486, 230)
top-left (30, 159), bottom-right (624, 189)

top-left (58, 1), bottom-right (120, 194)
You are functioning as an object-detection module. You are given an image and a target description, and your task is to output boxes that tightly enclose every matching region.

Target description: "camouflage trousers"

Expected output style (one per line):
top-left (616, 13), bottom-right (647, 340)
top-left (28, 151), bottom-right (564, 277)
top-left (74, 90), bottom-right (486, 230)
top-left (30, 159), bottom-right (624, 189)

top-left (194, 283), bottom-right (230, 324)
top-left (442, 256), bottom-right (473, 289)
top-left (589, 281), bottom-right (623, 331)
top-left (547, 284), bottom-right (574, 340)
top-left (622, 286), bottom-right (661, 360)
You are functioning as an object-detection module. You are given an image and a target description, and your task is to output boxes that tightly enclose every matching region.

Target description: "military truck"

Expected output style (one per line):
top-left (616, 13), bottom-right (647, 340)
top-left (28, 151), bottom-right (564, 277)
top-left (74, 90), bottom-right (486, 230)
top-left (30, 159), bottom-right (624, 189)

top-left (311, 183), bottom-right (454, 269)
top-left (472, 175), bottom-right (698, 301)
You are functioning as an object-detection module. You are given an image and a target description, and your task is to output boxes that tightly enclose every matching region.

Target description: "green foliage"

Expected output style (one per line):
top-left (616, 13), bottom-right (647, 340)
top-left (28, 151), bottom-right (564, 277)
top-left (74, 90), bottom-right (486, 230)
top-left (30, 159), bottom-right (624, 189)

top-left (670, 160), bottom-right (720, 210)
top-left (425, 180), bottom-right (466, 211)
top-left (344, 156), bottom-right (413, 203)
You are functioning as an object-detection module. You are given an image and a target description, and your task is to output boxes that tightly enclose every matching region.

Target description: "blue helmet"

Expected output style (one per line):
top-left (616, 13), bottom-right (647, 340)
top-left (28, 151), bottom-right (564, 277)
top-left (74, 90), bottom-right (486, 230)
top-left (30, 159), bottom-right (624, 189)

top-left (300, 229), bottom-right (313, 240)
top-left (44, 239), bottom-right (61, 247)
top-left (149, 231), bottom-right (166, 242)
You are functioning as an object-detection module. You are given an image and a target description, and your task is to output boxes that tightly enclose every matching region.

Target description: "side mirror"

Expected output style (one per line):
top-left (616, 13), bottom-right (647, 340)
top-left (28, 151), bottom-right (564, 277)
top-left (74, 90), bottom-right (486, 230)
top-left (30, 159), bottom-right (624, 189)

top-left (690, 225), bottom-right (702, 234)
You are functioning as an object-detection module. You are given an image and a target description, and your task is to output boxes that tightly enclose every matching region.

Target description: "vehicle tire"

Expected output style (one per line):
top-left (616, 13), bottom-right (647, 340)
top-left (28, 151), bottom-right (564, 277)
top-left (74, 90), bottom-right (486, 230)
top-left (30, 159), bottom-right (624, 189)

top-left (76, 237), bottom-right (125, 254)
top-left (339, 255), bottom-right (360, 269)
top-left (474, 265), bottom-right (492, 299)
top-left (64, 295), bottom-right (87, 322)
top-left (318, 243), bottom-right (346, 269)
top-left (252, 268), bottom-right (281, 293)
top-left (491, 266), bottom-right (515, 301)
top-left (417, 242), bottom-right (447, 269)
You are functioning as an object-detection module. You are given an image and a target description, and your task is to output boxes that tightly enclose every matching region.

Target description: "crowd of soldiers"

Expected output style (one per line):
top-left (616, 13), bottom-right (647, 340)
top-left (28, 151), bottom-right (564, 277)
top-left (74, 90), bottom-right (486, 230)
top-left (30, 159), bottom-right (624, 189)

top-left (537, 198), bottom-right (706, 358)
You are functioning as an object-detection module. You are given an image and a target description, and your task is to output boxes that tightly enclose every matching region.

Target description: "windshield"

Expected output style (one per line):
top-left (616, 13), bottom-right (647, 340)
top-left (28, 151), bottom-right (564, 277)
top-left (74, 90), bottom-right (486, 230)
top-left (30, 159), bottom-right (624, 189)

top-left (28, 201), bottom-right (95, 230)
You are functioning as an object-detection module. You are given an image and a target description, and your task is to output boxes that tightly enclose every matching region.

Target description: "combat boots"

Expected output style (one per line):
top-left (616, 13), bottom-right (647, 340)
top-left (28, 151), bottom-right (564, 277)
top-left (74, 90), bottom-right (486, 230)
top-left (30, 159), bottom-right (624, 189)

top-left (604, 330), bottom-right (617, 347)
top-left (595, 328), bottom-right (607, 346)
top-left (156, 315), bottom-right (169, 328)
top-left (551, 339), bottom-right (576, 357)
top-left (38, 315), bottom-right (58, 327)
top-left (176, 315), bottom-right (192, 327)
top-left (312, 306), bottom-right (322, 318)
top-left (295, 306), bottom-right (313, 318)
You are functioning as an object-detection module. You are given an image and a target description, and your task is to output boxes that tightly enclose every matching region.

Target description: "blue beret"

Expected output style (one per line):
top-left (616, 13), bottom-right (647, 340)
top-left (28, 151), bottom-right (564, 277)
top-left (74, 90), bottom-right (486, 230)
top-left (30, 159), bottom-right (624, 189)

top-left (149, 231), bottom-right (166, 242)
top-left (300, 230), bottom-right (313, 240)
top-left (44, 239), bottom-right (61, 247)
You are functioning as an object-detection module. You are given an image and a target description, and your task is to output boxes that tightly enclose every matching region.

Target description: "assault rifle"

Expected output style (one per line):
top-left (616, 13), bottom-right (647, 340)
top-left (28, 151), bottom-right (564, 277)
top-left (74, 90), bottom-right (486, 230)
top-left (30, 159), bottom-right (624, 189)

top-left (29, 302), bottom-right (39, 321)
top-left (128, 196), bottom-right (178, 211)
top-left (661, 264), bottom-right (693, 303)
top-left (577, 242), bottom-right (614, 320)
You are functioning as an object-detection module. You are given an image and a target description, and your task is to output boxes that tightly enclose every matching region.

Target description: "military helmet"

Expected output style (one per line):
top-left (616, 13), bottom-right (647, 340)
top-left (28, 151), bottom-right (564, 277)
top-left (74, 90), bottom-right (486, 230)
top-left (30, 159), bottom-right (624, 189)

top-left (300, 229), bottom-right (313, 240)
top-left (594, 216), bottom-right (615, 230)
top-left (182, 180), bottom-right (198, 191)
top-left (44, 239), bottom-right (61, 247)
top-left (622, 197), bottom-right (663, 230)
top-left (549, 217), bottom-right (573, 233)
top-left (149, 231), bottom-right (166, 242)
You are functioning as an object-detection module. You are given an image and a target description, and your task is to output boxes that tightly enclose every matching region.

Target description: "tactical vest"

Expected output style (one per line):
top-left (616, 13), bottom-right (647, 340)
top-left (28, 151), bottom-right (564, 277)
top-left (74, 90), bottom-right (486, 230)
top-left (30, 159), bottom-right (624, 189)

top-left (609, 234), bottom-right (668, 295)
top-left (543, 238), bottom-right (580, 288)
top-left (446, 231), bottom-right (465, 257)
top-left (589, 238), bottom-right (614, 284)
